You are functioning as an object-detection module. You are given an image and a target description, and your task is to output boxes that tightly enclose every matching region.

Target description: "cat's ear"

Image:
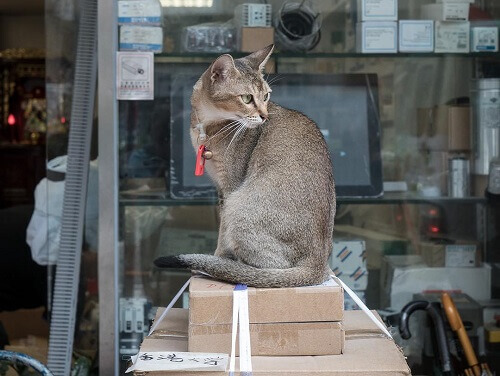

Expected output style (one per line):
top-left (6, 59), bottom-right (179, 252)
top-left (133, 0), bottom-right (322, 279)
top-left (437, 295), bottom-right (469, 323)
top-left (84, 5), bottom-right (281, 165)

top-left (244, 44), bottom-right (274, 72)
top-left (210, 54), bottom-right (237, 83)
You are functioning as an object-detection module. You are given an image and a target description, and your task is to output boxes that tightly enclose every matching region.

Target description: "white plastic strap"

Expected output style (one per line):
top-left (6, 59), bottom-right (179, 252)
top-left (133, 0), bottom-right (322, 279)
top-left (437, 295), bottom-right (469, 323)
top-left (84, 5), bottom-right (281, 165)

top-left (332, 274), bottom-right (393, 339)
top-left (147, 277), bottom-right (191, 336)
top-left (229, 284), bottom-right (253, 376)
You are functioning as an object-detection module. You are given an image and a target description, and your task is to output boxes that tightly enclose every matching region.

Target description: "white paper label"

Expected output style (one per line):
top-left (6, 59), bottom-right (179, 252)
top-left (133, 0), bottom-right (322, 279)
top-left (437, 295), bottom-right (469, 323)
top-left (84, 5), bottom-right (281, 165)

top-left (401, 23), bottom-right (432, 47)
top-left (365, 27), bottom-right (396, 49)
top-left (445, 245), bottom-right (476, 267)
top-left (435, 22), bottom-right (470, 53)
top-left (472, 27), bottom-right (499, 52)
top-left (364, 0), bottom-right (396, 17)
top-left (247, 4), bottom-right (269, 27)
top-left (117, 51), bottom-right (154, 100)
top-left (125, 351), bottom-right (228, 373)
top-left (480, 91), bottom-right (500, 128)
top-left (443, 3), bottom-right (468, 20)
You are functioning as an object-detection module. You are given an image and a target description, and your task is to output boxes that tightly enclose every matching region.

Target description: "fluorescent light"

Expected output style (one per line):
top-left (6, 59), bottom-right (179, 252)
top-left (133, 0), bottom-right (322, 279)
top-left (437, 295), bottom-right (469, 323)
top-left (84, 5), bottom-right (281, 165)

top-left (159, 0), bottom-right (213, 7)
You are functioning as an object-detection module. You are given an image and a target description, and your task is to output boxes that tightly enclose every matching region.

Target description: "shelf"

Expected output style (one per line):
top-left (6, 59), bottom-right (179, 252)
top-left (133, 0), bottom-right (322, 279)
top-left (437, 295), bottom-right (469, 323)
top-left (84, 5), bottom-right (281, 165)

top-left (153, 51), bottom-right (499, 62)
top-left (119, 191), bottom-right (487, 207)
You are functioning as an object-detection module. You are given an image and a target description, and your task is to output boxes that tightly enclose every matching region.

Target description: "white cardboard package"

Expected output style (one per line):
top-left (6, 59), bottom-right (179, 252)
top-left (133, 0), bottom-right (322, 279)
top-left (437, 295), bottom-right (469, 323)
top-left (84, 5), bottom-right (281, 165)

top-left (399, 20), bottom-right (434, 52)
top-left (356, 22), bottom-right (398, 53)
top-left (357, 0), bottom-right (398, 21)
top-left (381, 255), bottom-right (491, 311)
top-left (435, 21), bottom-right (470, 53)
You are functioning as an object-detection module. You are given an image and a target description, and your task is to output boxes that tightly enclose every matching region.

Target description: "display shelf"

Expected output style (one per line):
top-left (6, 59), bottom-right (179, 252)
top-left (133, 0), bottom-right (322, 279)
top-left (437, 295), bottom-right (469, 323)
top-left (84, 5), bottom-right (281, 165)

top-left (153, 51), bottom-right (499, 62)
top-left (118, 192), bottom-right (487, 207)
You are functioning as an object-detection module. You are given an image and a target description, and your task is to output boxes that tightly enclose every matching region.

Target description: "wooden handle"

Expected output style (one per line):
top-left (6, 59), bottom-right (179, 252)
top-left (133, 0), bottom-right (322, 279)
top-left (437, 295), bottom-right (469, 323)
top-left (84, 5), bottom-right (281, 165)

top-left (441, 293), bottom-right (481, 376)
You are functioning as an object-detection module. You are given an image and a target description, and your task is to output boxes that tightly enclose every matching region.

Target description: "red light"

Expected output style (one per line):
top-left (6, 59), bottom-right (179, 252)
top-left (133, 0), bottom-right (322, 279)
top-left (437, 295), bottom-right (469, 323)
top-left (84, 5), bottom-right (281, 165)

top-left (429, 208), bottom-right (438, 216)
top-left (430, 226), bottom-right (440, 233)
top-left (7, 114), bottom-right (15, 126)
top-left (61, 117), bottom-right (66, 124)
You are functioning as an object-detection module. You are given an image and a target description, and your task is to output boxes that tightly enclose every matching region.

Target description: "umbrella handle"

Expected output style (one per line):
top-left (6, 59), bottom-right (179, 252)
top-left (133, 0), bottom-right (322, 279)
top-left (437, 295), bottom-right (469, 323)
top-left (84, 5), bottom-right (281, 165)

top-left (400, 300), bottom-right (452, 373)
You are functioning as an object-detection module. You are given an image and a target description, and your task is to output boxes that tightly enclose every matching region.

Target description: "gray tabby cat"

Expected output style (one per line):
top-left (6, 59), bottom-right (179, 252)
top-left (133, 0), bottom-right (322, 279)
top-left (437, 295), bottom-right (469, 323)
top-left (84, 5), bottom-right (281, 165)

top-left (154, 45), bottom-right (336, 287)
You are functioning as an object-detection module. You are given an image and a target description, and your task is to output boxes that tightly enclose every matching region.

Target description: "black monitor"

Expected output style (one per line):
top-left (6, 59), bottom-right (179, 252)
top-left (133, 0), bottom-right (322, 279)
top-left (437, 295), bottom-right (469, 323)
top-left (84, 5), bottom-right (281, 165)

top-left (170, 73), bottom-right (383, 199)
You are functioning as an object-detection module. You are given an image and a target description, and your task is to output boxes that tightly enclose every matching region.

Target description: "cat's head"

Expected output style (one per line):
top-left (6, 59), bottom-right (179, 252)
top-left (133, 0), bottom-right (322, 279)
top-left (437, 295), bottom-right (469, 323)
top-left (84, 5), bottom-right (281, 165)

top-left (193, 44), bottom-right (274, 129)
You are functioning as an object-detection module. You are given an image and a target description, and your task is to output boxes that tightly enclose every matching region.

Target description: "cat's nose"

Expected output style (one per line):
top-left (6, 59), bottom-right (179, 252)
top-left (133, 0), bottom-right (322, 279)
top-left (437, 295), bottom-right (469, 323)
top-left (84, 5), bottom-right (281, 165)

top-left (259, 110), bottom-right (268, 121)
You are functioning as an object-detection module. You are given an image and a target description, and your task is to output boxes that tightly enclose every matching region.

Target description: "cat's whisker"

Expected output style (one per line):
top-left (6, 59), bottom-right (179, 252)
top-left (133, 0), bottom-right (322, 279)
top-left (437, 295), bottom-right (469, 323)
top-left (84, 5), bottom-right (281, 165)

top-left (212, 120), bottom-right (244, 147)
top-left (267, 74), bottom-right (284, 86)
top-left (225, 121), bottom-right (247, 153)
top-left (207, 120), bottom-right (240, 141)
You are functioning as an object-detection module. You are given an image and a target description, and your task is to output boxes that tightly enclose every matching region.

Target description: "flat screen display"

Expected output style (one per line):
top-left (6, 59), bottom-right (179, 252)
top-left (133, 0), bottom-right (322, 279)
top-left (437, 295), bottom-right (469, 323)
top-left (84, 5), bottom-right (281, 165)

top-left (170, 73), bottom-right (383, 199)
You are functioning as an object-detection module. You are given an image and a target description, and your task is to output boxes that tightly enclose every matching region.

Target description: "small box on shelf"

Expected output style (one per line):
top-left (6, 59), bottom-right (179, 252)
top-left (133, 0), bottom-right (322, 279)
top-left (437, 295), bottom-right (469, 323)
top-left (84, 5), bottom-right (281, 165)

top-left (356, 22), bottom-right (398, 53)
top-left (118, 0), bottom-right (163, 25)
top-left (435, 21), bottom-right (470, 53)
top-left (421, 3), bottom-right (470, 21)
top-left (119, 25), bottom-right (163, 53)
top-left (471, 27), bottom-right (499, 52)
top-left (357, 0), bottom-right (398, 21)
top-left (398, 20), bottom-right (434, 52)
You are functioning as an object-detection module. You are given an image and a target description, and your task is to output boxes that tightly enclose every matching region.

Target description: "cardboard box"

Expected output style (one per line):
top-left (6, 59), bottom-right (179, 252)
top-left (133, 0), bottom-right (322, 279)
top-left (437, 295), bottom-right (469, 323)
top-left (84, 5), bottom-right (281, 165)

top-left (398, 20), bottom-right (434, 52)
top-left (417, 105), bottom-right (471, 151)
top-left (421, 3), bottom-right (469, 21)
top-left (380, 255), bottom-right (492, 310)
top-left (240, 27), bottom-right (274, 52)
top-left (189, 275), bottom-right (344, 325)
top-left (132, 310), bottom-right (411, 375)
top-left (334, 225), bottom-right (409, 269)
top-left (152, 308), bottom-right (344, 356)
top-left (357, 0), bottom-right (398, 21)
top-left (420, 241), bottom-right (478, 267)
top-left (118, 0), bottom-right (163, 25)
top-left (471, 27), bottom-right (499, 52)
top-left (356, 22), bottom-right (398, 53)
top-left (435, 21), bottom-right (470, 53)
top-left (189, 320), bottom-right (344, 356)
top-left (119, 25), bottom-right (163, 53)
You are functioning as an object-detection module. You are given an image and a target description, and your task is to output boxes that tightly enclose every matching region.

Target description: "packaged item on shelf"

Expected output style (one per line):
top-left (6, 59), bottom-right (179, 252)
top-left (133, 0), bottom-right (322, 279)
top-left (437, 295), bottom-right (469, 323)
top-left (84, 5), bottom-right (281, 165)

top-left (380, 255), bottom-right (491, 310)
top-left (417, 105), bottom-right (471, 151)
top-left (119, 25), bottom-right (163, 53)
top-left (182, 22), bottom-right (236, 53)
top-left (420, 241), bottom-right (478, 267)
top-left (334, 225), bottom-right (409, 269)
top-left (118, 0), bottom-right (162, 25)
top-left (330, 240), bottom-right (368, 291)
top-left (471, 26), bottom-right (499, 52)
top-left (234, 3), bottom-right (272, 27)
top-left (188, 275), bottom-right (344, 325)
top-left (398, 20), bottom-right (434, 52)
top-left (356, 22), bottom-right (398, 53)
top-left (134, 310), bottom-right (411, 375)
top-left (239, 27), bottom-right (274, 52)
top-left (421, 3), bottom-right (470, 21)
top-left (357, 0), bottom-right (398, 21)
top-left (435, 21), bottom-right (470, 53)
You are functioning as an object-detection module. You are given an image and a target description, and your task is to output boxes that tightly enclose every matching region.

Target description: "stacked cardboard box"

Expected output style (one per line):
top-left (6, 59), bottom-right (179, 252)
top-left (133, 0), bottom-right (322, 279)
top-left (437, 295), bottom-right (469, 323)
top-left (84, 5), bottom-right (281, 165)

top-left (187, 275), bottom-right (344, 356)
top-left (138, 306), bottom-right (410, 375)
top-left (132, 274), bottom-right (411, 374)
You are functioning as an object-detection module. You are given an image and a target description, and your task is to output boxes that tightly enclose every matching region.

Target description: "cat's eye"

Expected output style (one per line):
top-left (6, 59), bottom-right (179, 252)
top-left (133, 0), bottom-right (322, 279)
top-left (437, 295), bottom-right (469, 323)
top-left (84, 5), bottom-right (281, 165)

top-left (264, 93), bottom-right (270, 101)
top-left (241, 94), bottom-right (253, 104)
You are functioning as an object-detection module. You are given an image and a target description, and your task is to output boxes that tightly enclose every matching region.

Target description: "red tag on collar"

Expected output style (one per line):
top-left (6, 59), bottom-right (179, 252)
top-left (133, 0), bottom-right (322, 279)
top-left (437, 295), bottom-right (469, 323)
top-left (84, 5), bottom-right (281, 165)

top-left (195, 145), bottom-right (206, 176)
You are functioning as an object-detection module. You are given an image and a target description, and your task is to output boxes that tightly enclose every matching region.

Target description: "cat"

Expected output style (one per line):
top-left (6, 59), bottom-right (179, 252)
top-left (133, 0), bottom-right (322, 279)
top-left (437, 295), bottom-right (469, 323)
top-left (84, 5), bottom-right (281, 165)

top-left (154, 44), bottom-right (336, 288)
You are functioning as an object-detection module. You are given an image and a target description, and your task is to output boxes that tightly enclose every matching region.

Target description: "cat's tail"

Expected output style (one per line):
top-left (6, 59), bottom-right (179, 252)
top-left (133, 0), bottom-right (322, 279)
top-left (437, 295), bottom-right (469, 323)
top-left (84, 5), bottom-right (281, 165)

top-left (154, 254), bottom-right (326, 288)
